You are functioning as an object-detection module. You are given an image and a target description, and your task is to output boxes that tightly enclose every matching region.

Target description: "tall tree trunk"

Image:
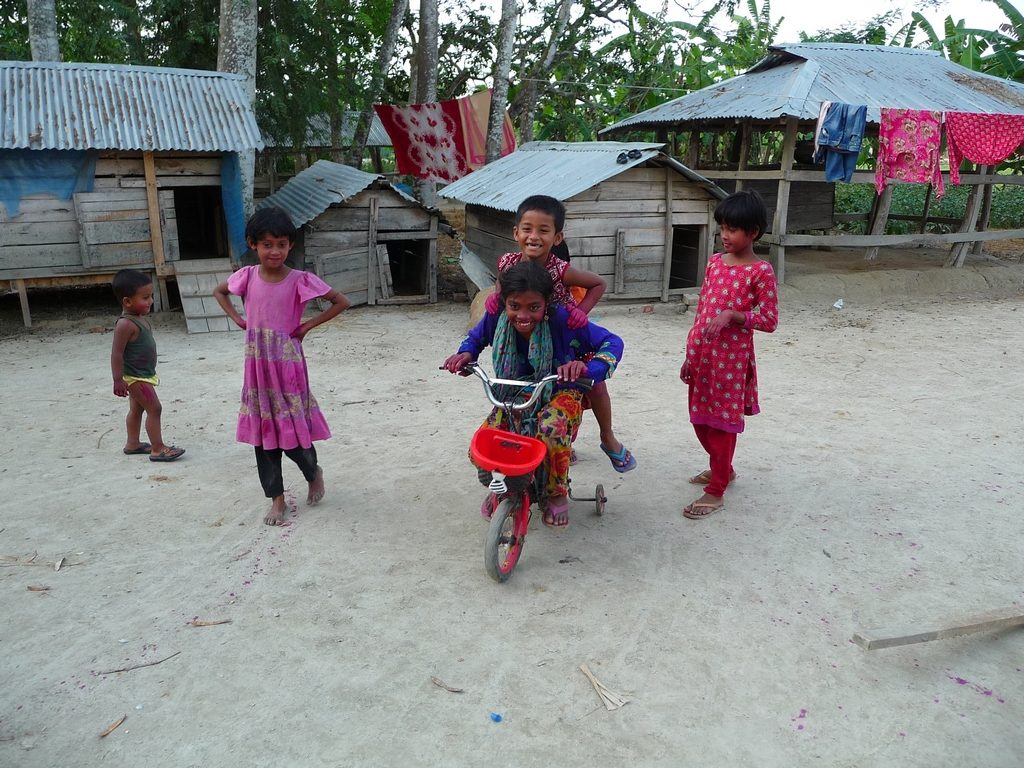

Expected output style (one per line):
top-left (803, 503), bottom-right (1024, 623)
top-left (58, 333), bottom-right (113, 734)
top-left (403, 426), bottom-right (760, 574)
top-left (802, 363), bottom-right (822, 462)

top-left (27, 0), bottom-right (61, 61)
top-left (218, 0), bottom-right (258, 223)
top-left (514, 0), bottom-right (572, 144)
top-left (348, 0), bottom-right (409, 168)
top-left (486, 0), bottom-right (518, 163)
top-left (415, 0), bottom-right (439, 204)
top-left (414, 0), bottom-right (438, 103)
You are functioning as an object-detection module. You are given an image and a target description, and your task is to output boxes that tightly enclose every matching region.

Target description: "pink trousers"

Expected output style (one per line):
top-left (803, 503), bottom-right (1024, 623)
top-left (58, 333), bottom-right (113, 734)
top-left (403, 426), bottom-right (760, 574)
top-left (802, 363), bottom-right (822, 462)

top-left (693, 424), bottom-right (737, 497)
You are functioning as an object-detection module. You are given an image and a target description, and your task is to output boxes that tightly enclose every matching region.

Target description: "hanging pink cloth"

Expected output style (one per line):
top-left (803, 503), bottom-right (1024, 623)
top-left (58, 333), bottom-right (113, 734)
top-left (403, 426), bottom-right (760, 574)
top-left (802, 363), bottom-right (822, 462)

top-left (457, 89), bottom-right (516, 171)
top-left (374, 91), bottom-right (515, 182)
top-left (875, 109), bottom-right (944, 199)
top-left (946, 112), bottom-right (1024, 185)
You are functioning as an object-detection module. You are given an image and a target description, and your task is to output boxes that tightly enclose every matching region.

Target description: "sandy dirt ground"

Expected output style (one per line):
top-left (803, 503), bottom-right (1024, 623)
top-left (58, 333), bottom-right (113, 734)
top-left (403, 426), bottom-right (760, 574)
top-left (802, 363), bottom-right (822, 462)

top-left (1, 262), bottom-right (1023, 767)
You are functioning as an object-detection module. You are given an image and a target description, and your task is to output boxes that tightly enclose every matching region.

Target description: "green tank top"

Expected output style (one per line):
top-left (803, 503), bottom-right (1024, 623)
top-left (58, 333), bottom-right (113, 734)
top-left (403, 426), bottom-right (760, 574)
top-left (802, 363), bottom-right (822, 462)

top-left (120, 315), bottom-right (157, 378)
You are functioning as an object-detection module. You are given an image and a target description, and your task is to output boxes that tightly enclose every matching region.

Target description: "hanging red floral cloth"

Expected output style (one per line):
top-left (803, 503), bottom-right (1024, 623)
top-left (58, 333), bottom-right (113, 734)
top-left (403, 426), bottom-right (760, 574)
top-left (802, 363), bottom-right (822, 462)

top-left (875, 109), bottom-right (945, 199)
top-left (945, 112), bottom-right (1024, 185)
top-left (374, 90), bottom-right (515, 183)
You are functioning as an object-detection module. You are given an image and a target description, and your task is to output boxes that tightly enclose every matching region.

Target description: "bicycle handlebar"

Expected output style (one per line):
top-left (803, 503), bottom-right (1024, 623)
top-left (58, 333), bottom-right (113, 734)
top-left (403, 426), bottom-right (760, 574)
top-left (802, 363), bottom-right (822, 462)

top-left (463, 362), bottom-right (593, 411)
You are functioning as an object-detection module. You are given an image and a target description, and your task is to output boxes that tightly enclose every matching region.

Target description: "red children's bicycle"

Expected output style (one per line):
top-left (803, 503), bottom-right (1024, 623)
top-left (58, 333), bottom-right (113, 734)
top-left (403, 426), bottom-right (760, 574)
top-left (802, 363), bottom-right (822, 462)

top-left (461, 363), bottom-right (606, 582)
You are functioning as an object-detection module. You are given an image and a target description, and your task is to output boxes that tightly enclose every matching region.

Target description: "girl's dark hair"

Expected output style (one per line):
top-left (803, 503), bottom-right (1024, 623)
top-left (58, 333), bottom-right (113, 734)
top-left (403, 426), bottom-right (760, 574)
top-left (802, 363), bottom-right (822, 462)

top-left (714, 190), bottom-right (768, 240)
top-left (112, 269), bottom-right (152, 301)
top-left (515, 195), bottom-right (565, 232)
top-left (500, 260), bottom-right (554, 304)
top-left (246, 206), bottom-right (297, 243)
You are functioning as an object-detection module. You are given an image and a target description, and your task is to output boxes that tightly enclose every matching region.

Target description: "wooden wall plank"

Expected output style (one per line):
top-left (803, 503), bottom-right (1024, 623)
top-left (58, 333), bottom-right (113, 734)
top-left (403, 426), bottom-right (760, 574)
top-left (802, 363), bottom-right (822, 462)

top-left (0, 243), bottom-right (83, 273)
top-left (0, 220), bottom-right (79, 246)
top-left (81, 219), bottom-right (152, 245)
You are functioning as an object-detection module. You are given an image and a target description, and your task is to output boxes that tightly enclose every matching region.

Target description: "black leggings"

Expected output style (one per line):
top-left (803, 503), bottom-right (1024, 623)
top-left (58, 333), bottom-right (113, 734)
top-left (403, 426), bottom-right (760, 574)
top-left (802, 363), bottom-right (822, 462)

top-left (254, 445), bottom-right (319, 498)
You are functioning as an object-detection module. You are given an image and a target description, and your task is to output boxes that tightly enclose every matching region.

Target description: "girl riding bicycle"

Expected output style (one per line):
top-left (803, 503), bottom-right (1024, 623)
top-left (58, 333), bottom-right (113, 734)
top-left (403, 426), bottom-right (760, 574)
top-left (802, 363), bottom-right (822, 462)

top-left (443, 261), bottom-right (625, 529)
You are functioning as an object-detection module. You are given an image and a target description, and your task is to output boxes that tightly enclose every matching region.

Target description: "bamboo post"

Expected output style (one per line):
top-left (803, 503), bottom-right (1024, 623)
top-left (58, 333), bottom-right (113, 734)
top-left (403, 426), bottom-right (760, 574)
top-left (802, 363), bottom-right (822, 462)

top-left (970, 181), bottom-right (994, 256)
top-left (919, 184), bottom-right (933, 234)
top-left (428, 214), bottom-right (438, 303)
top-left (768, 117), bottom-right (798, 285)
top-left (735, 123), bottom-right (751, 193)
top-left (15, 278), bottom-right (31, 328)
top-left (685, 130), bottom-right (701, 168)
top-left (367, 195), bottom-right (379, 305)
top-left (661, 166), bottom-right (674, 302)
top-left (946, 165), bottom-right (988, 268)
top-left (864, 185), bottom-right (893, 260)
top-left (143, 152), bottom-right (170, 309)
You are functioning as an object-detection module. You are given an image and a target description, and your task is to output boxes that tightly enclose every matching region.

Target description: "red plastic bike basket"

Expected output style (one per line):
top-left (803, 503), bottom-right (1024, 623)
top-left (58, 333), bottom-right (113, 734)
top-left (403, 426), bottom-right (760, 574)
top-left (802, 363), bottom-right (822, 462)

top-left (470, 427), bottom-right (547, 476)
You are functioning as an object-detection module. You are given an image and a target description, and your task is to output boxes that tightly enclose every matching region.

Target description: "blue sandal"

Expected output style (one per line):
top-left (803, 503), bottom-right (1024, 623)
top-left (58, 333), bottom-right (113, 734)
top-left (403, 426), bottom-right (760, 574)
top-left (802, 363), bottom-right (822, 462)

top-left (601, 443), bottom-right (637, 473)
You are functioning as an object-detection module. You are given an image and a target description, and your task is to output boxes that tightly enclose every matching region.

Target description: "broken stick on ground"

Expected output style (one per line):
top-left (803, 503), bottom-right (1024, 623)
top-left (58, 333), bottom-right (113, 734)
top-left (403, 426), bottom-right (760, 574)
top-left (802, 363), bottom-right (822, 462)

top-left (852, 607), bottom-right (1024, 650)
top-left (579, 663), bottom-right (630, 710)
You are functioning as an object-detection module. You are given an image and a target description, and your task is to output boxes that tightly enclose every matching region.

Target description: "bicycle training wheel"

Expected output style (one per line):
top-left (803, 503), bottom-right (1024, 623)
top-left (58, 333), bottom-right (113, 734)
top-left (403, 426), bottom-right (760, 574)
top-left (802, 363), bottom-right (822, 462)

top-left (484, 495), bottom-right (530, 582)
top-left (594, 483), bottom-right (606, 516)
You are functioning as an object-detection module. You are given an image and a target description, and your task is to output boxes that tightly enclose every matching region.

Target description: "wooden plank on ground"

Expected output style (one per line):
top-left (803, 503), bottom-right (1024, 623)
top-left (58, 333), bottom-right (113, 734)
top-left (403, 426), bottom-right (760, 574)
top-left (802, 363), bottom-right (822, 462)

top-left (852, 607), bottom-right (1024, 651)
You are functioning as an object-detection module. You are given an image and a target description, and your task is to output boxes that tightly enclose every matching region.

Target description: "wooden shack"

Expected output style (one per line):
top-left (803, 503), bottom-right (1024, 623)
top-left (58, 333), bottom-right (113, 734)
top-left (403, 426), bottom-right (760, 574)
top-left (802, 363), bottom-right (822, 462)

top-left (438, 141), bottom-right (725, 299)
top-left (0, 60), bottom-right (263, 328)
top-left (257, 160), bottom-right (440, 306)
top-left (601, 43), bottom-right (1024, 282)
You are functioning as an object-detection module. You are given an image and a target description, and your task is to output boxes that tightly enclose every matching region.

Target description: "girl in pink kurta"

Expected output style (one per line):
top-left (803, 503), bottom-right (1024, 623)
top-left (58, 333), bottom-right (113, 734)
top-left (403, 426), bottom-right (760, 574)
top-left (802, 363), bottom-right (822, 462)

top-left (214, 207), bottom-right (351, 526)
top-left (680, 191), bottom-right (778, 519)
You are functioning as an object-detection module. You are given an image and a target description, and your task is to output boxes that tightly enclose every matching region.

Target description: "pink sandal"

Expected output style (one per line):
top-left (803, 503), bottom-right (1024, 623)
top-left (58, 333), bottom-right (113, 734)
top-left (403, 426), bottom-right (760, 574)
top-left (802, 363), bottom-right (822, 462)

top-left (542, 497), bottom-right (569, 528)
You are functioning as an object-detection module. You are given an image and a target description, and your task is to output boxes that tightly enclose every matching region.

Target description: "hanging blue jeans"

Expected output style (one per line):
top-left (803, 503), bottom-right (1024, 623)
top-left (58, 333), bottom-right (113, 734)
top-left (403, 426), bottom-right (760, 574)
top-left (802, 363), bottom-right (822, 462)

top-left (813, 103), bottom-right (867, 183)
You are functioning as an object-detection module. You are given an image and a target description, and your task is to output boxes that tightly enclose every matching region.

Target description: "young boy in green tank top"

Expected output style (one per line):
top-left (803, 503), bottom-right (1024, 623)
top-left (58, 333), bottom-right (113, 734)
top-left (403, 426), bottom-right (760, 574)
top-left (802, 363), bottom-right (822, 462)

top-left (110, 270), bottom-right (185, 461)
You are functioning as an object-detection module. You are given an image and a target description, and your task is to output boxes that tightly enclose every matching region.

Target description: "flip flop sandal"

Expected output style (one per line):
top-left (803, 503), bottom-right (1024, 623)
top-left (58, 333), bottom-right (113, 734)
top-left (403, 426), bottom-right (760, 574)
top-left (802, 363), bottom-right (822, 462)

top-left (150, 446), bottom-right (185, 462)
top-left (123, 443), bottom-right (152, 455)
top-left (601, 443), bottom-right (637, 473)
top-left (688, 469), bottom-right (737, 485)
top-left (542, 498), bottom-right (569, 529)
top-left (683, 501), bottom-right (723, 519)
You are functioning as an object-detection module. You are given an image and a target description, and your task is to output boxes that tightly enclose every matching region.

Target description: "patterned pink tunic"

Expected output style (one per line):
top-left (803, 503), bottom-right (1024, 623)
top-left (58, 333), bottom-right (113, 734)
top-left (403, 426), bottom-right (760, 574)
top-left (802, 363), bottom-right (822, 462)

top-left (227, 266), bottom-right (332, 449)
top-left (684, 254), bottom-right (779, 433)
top-left (497, 252), bottom-right (577, 308)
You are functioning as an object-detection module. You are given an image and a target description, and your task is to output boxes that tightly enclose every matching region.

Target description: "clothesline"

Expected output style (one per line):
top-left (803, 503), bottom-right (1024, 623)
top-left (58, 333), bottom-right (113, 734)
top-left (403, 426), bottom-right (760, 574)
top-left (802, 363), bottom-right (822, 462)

top-left (813, 101), bottom-right (1024, 197)
top-left (520, 77), bottom-right (691, 94)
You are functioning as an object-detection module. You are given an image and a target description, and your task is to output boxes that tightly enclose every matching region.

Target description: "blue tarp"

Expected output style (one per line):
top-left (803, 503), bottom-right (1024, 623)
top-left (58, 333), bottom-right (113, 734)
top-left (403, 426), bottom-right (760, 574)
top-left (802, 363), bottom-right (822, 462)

top-left (221, 152), bottom-right (247, 261)
top-left (0, 149), bottom-right (96, 216)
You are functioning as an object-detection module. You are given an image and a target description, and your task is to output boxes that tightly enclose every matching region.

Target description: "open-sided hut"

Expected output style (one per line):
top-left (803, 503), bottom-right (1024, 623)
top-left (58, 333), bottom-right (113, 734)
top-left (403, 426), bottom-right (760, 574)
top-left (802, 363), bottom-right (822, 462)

top-left (438, 141), bottom-right (725, 300)
top-left (601, 43), bottom-right (1024, 281)
top-left (257, 159), bottom-right (440, 306)
top-left (0, 60), bottom-right (263, 328)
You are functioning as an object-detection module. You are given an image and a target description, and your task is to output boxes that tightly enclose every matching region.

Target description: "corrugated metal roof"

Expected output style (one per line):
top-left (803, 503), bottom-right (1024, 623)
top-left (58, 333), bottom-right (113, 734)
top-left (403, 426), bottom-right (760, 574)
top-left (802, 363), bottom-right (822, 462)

top-left (601, 43), bottom-right (1024, 133)
top-left (438, 141), bottom-right (724, 210)
top-left (257, 159), bottom-right (422, 227)
top-left (0, 60), bottom-right (263, 151)
top-left (262, 111), bottom-right (392, 149)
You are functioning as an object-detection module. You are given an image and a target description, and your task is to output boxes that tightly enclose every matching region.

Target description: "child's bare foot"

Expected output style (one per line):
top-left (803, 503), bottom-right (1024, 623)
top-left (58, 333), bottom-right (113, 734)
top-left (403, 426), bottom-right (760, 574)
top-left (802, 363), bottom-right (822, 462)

top-left (307, 466), bottom-right (325, 506)
top-left (683, 492), bottom-right (724, 519)
top-left (264, 497), bottom-right (289, 526)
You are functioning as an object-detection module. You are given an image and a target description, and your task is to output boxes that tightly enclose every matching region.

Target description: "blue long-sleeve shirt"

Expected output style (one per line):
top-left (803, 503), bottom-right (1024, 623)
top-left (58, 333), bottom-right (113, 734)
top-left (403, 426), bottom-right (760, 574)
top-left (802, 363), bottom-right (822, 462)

top-left (458, 307), bottom-right (624, 392)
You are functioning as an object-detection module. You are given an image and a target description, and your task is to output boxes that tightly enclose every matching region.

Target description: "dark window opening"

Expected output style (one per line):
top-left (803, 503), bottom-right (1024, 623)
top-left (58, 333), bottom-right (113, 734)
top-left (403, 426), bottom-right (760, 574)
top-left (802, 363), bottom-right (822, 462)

top-left (174, 186), bottom-right (228, 260)
top-left (383, 238), bottom-right (429, 296)
top-left (669, 225), bottom-right (702, 289)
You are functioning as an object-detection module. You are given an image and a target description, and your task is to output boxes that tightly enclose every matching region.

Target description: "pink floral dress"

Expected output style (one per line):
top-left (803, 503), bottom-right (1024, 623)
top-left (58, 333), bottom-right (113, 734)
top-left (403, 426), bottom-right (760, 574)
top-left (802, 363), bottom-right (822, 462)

top-left (684, 254), bottom-right (779, 433)
top-left (227, 266), bottom-right (332, 449)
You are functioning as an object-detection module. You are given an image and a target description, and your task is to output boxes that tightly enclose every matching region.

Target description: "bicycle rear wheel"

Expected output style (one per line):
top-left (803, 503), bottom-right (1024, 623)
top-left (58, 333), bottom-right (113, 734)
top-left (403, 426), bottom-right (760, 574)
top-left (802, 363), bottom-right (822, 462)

top-left (484, 494), bottom-right (530, 582)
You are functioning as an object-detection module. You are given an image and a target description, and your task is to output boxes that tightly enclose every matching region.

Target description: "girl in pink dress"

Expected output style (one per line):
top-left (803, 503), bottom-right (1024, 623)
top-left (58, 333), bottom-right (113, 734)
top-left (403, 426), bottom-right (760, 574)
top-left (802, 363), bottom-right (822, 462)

top-left (680, 190), bottom-right (778, 519)
top-left (214, 207), bottom-right (351, 526)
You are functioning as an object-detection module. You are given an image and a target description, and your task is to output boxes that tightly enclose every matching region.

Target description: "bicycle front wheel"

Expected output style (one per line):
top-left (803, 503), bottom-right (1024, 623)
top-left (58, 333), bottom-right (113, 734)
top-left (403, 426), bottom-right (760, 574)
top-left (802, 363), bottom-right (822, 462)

top-left (484, 495), bottom-right (530, 582)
